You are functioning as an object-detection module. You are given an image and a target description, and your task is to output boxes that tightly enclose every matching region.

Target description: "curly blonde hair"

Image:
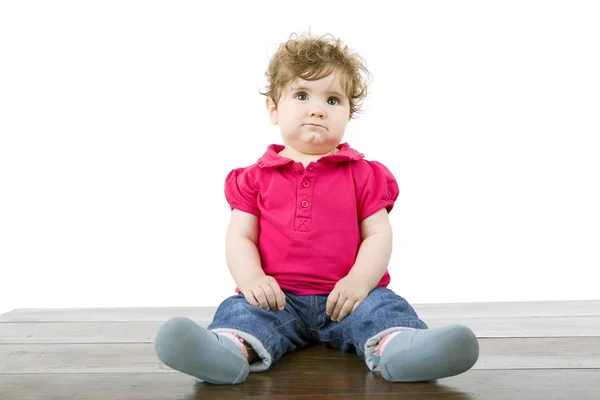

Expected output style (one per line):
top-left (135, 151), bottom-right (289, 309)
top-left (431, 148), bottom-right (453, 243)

top-left (261, 32), bottom-right (372, 119)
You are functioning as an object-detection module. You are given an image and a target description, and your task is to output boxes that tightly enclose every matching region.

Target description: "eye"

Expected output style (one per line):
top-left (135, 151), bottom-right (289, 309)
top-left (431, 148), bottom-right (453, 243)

top-left (295, 92), bottom-right (308, 101)
top-left (328, 97), bottom-right (340, 105)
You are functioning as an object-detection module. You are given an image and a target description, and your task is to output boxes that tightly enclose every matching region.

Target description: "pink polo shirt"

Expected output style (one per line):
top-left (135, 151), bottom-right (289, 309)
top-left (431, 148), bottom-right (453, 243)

top-left (224, 142), bottom-right (399, 295)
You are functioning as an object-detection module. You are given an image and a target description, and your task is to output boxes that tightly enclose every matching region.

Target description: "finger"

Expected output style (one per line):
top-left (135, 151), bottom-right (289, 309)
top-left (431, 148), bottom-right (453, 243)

top-left (337, 299), bottom-right (356, 322)
top-left (261, 284), bottom-right (278, 310)
top-left (243, 290), bottom-right (260, 308)
top-left (268, 282), bottom-right (286, 310)
top-left (331, 294), bottom-right (347, 321)
top-left (351, 300), bottom-right (362, 315)
top-left (253, 286), bottom-right (270, 309)
top-left (326, 291), bottom-right (339, 316)
top-left (277, 291), bottom-right (287, 310)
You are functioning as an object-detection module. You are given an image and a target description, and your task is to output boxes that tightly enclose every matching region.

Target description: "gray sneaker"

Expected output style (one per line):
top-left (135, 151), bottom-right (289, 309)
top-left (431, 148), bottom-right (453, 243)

top-left (154, 316), bottom-right (249, 384)
top-left (379, 324), bottom-right (479, 382)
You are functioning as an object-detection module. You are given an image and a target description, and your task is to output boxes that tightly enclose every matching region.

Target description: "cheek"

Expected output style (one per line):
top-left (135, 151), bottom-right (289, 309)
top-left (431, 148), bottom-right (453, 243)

top-left (281, 109), bottom-right (300, 126)
top-left (333, 115), bottom-right (349, 129)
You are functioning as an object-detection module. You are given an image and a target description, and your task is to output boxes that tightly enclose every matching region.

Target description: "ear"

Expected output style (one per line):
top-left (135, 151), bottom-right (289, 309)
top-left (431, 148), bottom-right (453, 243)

top-left (266, 97), bottom-right (278, 125)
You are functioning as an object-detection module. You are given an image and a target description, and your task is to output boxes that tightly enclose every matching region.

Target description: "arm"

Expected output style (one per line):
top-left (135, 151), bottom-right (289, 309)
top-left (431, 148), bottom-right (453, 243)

top-left (225, 209), bottom-right (264, 285)
top-left (226, 209), bottom-right (286, 310)
top-left (347, 208), bottom-right (393, 290)
top-left (326, 208), bottom-right (392, 321)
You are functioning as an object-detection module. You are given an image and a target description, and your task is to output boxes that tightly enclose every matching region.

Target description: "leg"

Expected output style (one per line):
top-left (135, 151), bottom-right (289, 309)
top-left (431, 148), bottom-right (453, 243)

top-left (208, 293), bottom-right (315, 373)
top-left (317, 287), bottom-right (427, 366)
top-left (154, 293), bottom-right (312, 384)
top-left (317, 287), bottom-right (479, 382)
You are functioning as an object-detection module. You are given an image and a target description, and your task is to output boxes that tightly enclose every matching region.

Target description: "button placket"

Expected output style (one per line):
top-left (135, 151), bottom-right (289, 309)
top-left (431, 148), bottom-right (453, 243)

top-left (295, 169), bottom-right (316, 232)
top-left (299, 174), bottom-right (313, 210)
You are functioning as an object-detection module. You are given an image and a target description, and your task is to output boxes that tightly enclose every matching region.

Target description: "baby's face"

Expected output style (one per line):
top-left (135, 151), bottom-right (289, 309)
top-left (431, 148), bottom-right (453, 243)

top-left (268, 71), bottom-right (351, 155)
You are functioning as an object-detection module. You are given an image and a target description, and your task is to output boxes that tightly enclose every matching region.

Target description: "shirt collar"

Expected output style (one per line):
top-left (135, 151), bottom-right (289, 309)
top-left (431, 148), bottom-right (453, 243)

top-left (257, 142), bottom-right (364, 169)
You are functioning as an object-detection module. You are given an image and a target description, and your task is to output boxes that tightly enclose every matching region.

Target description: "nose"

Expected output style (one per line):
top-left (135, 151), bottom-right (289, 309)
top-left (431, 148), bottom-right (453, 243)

top-left (310, 105), bottom-right (326, 119)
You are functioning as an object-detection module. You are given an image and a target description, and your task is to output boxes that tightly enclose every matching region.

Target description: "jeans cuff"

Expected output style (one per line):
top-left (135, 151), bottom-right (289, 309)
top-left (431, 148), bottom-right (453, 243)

top-left (211, 328), bottom-right (272, 372)
top-left (364, 327), bottom-right (417, 372)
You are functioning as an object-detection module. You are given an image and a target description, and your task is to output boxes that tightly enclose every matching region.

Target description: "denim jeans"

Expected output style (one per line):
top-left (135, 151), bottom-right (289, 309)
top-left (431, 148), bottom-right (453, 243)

top-left (208, 287), bottom-right (428, 372)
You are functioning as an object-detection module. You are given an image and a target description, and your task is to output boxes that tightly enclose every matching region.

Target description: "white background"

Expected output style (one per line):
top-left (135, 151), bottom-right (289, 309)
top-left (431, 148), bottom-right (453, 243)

top-left (1, 1), bottom-right (599, 315)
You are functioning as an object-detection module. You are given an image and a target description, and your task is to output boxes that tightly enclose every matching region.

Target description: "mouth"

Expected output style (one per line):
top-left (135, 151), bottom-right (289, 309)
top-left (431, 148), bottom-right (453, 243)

top-left (305, 123), bottom-right (327, 130)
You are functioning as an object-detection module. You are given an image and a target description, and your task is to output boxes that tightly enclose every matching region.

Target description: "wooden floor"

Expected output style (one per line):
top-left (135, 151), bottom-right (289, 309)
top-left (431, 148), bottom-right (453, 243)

top-left (1, 300), bottom-right (599, 400)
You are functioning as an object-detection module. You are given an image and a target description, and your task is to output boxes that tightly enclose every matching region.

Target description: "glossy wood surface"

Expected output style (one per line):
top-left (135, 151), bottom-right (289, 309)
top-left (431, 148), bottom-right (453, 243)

top-left (1, 300), bottom-right (598, 399)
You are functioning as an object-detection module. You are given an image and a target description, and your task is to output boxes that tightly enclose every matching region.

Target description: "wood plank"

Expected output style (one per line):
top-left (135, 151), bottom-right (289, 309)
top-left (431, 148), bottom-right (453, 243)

top-left (0, 307), bottom-right (217, 322)
top-left (2, 316), bottom-right (599, 344)
top-left (0, 370), bottom-right (598, 400)
top-left (1, 338), bottom-right (599, 374)
top-left (249, 392), bottom-right (600, 400)
top-left (413, 299), bottom-right (600, 318)
top-left (0, 321), bottom-right (168, 344)
top-left (2, 299), bottom-right (599, 322)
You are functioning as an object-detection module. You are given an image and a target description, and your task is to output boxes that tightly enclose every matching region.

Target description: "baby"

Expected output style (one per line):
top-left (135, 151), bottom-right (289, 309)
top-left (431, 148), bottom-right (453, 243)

top-left (154, 32), bottom-right (479, 384)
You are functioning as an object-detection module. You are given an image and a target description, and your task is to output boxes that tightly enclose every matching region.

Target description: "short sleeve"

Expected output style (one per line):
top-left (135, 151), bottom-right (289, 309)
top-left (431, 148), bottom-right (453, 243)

top-left (224, 167), bottom-right (260, 216)
top-left (358, 161), bottom-right (399, 222)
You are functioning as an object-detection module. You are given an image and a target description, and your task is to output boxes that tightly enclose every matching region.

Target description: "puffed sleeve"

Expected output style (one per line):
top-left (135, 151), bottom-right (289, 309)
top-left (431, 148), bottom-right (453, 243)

top-left (224, 167), bottom-right (260, 216)
top-left (358, 161), bottom-right (399, 222)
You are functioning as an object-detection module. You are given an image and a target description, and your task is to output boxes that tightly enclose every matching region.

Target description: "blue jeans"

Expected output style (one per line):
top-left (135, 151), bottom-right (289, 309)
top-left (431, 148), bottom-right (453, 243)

top-left (207, 287), bottom-right (428, 372)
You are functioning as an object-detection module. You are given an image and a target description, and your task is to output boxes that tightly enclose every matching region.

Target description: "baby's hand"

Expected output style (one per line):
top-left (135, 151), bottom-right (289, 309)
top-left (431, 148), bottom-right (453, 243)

top-left (326, 275), bottom-right (371, 322)
top-left (239, 275), bottom-right (286, 310)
